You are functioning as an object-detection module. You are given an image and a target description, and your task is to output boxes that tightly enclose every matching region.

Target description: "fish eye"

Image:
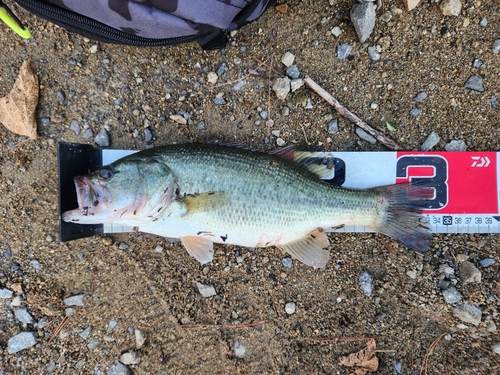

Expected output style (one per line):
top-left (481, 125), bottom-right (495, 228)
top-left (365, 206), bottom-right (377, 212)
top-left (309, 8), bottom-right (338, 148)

top-left (98, 167), bottom-right (114, 180)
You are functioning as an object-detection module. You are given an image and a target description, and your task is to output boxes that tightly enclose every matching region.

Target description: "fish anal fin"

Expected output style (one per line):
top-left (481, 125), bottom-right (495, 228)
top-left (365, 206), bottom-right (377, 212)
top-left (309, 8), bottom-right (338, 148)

top-left (183, 192), bottom-right (229, 214)
top-left (180, 236), bottom-right (214, 264)
top-left (279, 228), bottom-right (330, 268)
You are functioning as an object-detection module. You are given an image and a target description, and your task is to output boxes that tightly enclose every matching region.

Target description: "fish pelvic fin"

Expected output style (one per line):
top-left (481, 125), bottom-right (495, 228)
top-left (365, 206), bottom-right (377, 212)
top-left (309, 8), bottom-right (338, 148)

top-left (279, 228), bottom-right (330, 268)
top-left (180, 236), bottom-right (214, 264)
top-left (183, 191), bottom-right (230, 214)
top-left (371, 183), bottom-right (432, 252)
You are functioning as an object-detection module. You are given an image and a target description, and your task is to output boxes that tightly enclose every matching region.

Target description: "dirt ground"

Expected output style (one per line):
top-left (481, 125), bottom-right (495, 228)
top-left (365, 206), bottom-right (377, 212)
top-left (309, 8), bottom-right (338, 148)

top-left (0, 0), bottom-right (499, 374)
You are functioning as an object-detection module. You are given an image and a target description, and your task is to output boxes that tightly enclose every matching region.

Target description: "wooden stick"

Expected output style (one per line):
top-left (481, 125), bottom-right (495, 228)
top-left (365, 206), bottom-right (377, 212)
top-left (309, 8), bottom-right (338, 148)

top-left (181, 321), bottom-right (265, 329)
top-left (303, 76), bottom-right (401, 150)
top-left (302, 336), bottom-right (378, 343)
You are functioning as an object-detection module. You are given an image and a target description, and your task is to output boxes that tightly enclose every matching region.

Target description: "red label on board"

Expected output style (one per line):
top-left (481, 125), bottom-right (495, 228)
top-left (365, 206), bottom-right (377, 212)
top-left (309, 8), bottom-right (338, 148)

top-left (396, 152), bottom-right (498, 214)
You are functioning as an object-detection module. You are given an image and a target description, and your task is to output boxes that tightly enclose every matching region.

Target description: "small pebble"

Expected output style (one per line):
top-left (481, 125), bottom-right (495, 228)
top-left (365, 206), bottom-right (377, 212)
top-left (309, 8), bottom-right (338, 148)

top-left (281, 52), bottom-right (295, 67)
top-left (460, 261), bottom-right (481, 284)
top-left (393, 362), bottom-right (402, 374)
top-left (65, 308), bottom-right (77, 317)
top-left (87, 338), bottom-right (100, 349)
top-left (233, 340), bottom-right (246, 359)
top-left (478, 258), bottom-right (495, 268)
top-left (57, 89), bottom-right (66, 101)
top-left (452, 304), bottom-right (482, 326)
top-left (328, 119), bottom-right (338, 134)
top-left (440, 0), bottom-right (462, 16)
top-left (155, 246), bottom-right (163, 253)
top-left (272, 77), bottom-right (291, 100)
top-left (144, 128), bottom-right (153, 143)
top-left (11, 296), bottom-right (22, 307)
top-left (64, 294), bottom-right (85, 307)
top-left (41, 117), bottom-right (50, 126)
top-left (407, 270), bottom-right (417, 279)
top-left (492, 39), bottom-right (500, 54)
top-left (355, 127), bottom-right (376, 145)
top-left (286, 65), bottom-right (300, 79)
top-left (421, 132), bottom-right (440, 151)
top-left (89, 44), bottom-right (98, 53)
top-left (285, 302), bottom-right (296, 315)
top-left (486, 321), bottom-right (497, 332)
top-left (118, 242), bottom-right (129, 250)
top-left (281, 106), bottom-right (290, 116)
top-left (442, 286), bottom-right (461, 304)
top-left (479, 18), bottom-right (487, 27)
top-left (196, 282), bottom-right (217, 298)
top-left (276, 138), bottom-right (286, 147)
top-left (95, 129), bottom-right (110, 147)
top-left (207, 72), bottom-right (218, 84)
top-left (262, 256), bottom-right (269, 264)
top-left (216, 63), bottom-right (227, 76)
top-left (492, 343), bottom-right (500, 355)
top-left (331, 26), bottom-right (342, 37)
top-left (79, 326), bottom-right (92, 340)
top-left (464, 75), bottom-right (484, 92)
top-left (282, 257), bottom-right (292, 268)
top-left (414, 91), bottom-right (427, 102)
top-left (290, 78), bottom-right (303, 92)
top-left (359, 271), bottom-right (373, 297)
top-left (472, 59), bottom-right (484, 69)
top-left (70, 120), bottom-right (80, 135)
top-left (337, 43), bottom-right (353, 60)
top-left (491, 95), bottom-right (499, 109)
top-left (260, 110), bottom-right (268, 119)
top-left (213, 97), bottom-right (226, 105)
top-left (7, 332), bottom-right (37, 353)
top-left (107, 361), bottom-right (131, 375)
top-left (83, 129), bottom-right (93, 139)
top-left (120, 352), bottom-right (140, 365)
top-left (15, 307), bottom-right (34, 324)
top-left (0, 288), bottom-right (13, 299)
top-left (409, 108), bottom-right (422, 118)
top-left (108, 320), bottom-right (118, 330)
top-left (367, 46), bottom-right (381, 61)
top-left (135, 329), bottom-right (146, 348)
top-left (445, 140), bottom-right (467, 151)
top-left (232, 79), bottom-right (247, 91)
top-left (370, 102), bottom-right (378, 110)
top-left (380, 11), bottom-right (392, 22)
top-left (30, 260), bottom-right (42, 272)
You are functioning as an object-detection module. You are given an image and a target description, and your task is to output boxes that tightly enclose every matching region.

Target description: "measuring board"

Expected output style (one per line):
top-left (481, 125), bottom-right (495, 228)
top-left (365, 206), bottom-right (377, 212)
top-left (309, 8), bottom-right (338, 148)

top-left (58, 143), bottom-right (500, 242)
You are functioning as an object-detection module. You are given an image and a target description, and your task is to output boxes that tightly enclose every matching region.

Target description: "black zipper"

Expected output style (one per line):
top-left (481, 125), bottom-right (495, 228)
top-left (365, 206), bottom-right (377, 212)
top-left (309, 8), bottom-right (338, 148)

top-left (13, 0), bottom-right (204, 47)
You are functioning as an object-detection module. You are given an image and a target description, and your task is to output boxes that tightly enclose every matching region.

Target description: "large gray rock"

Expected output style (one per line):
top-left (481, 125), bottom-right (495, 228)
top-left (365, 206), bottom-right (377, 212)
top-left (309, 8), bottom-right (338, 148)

top-left (351, 2), bottom-right (376, 43)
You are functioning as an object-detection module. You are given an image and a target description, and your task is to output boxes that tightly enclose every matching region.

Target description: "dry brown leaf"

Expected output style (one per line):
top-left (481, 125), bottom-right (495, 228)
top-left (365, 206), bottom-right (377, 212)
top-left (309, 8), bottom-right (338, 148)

top-left (0, 60), bottom-right (39, 139)
top-left (338, 339), bottom-right (379, 375)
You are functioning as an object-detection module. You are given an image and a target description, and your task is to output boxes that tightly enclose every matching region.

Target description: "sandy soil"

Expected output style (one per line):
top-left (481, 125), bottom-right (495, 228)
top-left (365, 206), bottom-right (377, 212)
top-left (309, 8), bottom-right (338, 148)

top-left (0, 0), bottom-right (499, 374)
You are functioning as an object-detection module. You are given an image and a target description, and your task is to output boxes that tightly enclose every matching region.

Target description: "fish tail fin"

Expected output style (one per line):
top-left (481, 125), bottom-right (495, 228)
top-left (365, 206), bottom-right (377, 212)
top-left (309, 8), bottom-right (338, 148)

top-left (371, 183), bottom-right (432, 252)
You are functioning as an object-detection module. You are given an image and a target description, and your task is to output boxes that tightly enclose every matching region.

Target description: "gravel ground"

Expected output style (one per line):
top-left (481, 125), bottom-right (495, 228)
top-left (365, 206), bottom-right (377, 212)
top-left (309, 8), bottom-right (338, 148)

top-left (1, 0), bottom-right (499, 374)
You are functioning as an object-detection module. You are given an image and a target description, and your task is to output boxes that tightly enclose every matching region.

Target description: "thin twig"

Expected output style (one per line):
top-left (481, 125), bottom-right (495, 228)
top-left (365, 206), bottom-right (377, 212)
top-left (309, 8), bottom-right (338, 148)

top-left (420, 332), bottom-right (447, 375)
top-left (181, 321), bottom-right (265, 329)
top-left (46, 316), bottom-right (71, 346)
top-left (250, 56), bottom-right (283, 76)
top-left (303, 76), bottom-right (401, 150)
top-left (302, 336), bottom-right (378, 343)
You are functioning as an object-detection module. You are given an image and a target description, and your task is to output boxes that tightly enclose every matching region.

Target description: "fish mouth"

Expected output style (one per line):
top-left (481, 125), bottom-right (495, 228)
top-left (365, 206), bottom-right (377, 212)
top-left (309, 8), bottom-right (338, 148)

top-left (74, 176), bottom-right (107, 216)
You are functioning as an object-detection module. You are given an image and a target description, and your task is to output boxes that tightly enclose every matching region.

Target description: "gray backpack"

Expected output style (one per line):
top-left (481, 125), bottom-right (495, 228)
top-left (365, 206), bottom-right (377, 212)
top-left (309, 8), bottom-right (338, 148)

top-left (6, 0), bottom-right (277, 49)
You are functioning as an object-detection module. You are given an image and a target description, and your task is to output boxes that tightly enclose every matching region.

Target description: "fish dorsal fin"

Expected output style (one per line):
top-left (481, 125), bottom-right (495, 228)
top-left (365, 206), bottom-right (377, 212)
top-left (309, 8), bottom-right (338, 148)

top-left (279, 228), bottom-right (330, 268)
top-left (183, 191), bottom-right (229, 214)
top-left (180, 236), bottom-right (214, 264)
top-left (272, 146), bottom-right (336, 180)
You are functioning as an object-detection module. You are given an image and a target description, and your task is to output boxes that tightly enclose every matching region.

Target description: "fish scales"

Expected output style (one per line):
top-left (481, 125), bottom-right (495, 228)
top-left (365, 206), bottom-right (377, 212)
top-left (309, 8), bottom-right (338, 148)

top-left (62, 143), bottom-right (432, 268)
top-left (146, 144), bottom-right (378, 231)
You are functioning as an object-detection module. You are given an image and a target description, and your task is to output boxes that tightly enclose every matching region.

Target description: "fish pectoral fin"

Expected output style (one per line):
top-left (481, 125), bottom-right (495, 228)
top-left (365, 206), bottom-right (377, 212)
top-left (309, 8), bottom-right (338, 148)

top-left (278, 228), bottom-right (330, 268)
top-left (183, 191), bottom-right (229, 214)
top-left (180, 236), bottom-right (214, 264)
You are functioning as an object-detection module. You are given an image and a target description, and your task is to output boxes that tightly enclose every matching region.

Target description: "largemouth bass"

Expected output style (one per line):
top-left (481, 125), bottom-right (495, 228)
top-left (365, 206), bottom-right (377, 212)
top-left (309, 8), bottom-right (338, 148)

top-left (62, 143), bottom-right (432, 268)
